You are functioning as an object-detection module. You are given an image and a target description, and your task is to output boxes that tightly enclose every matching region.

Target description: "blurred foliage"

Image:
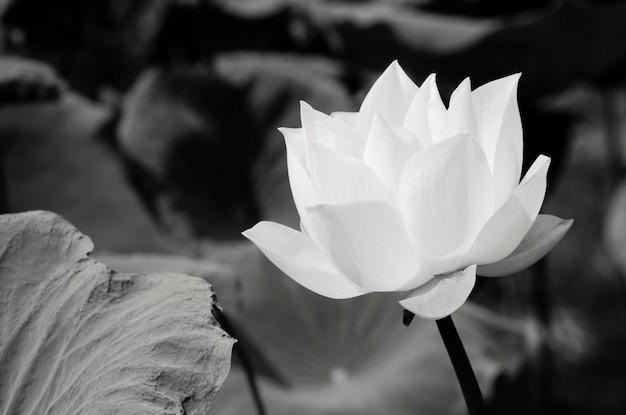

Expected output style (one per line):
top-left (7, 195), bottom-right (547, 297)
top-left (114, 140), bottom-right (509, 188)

top-left (210, 249), bottom-right (528, 415)
top-left (0, 56), bottom-right (64, 104)
top-left (0, 94), bottom-right (173, 252)
top-left (0, 0), bottom-right (625, 414)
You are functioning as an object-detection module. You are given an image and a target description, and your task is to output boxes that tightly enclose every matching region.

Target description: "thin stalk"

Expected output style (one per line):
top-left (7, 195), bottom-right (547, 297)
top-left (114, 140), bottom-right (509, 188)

top-left (215, 310), bottom-right (267, 415)
top-left (436, 315), bottom-right (485, 415)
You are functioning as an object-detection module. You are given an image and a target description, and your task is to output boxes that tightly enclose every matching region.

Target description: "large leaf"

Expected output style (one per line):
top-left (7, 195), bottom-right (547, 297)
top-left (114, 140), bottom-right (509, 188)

top-left (0, 210), bottom-right (234, 415)
top-left (94, 251), bottom-right (243, 311)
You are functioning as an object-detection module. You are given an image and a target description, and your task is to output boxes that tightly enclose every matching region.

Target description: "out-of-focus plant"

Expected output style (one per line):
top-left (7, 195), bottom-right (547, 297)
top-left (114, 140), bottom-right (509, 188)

top-left (0, 56), bottom-right (65, 104)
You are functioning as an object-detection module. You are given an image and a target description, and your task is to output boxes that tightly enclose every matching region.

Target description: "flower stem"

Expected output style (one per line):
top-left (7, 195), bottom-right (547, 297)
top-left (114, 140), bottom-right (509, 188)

top-left (214, 309), bottom-right (267, 415)
top-left (402, 309), bottom-right (415, 326)
top-left (436, 315), bottom-right (485, 415)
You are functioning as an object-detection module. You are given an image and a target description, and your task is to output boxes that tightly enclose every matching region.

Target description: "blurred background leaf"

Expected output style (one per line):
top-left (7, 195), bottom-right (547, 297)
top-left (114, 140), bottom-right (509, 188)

top-left (0, 56), bottom-right (64, 104)
top-left (208, 246), bottom-right (529, 415)
top-left (0, 94), bottom-right (172, 252)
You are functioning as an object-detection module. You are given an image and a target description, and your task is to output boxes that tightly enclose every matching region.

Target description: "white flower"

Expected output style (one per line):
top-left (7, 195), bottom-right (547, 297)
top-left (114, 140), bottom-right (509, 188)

top-left (243, 61), bottom-right (572, 320)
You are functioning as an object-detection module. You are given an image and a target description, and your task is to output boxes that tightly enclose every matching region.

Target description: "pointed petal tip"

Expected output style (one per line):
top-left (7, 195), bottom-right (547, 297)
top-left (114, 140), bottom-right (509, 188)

top-left (556, 216), bottom-right (574, 234)
top-left (459, 77), bottom-right (472, 88)
top-left (299, 100), bottom-right (314, 112)
top-left (424, 73), bottom-right (437, 85)
top-left (278, 126), bottom-right (303, 138)
top-left (379, 60), bottom-right (401, 76)
top-left (537, 153), bottom-right (551, 165)
top-left (242, 220), bottom-right (288, 237)
top-left (388, 60), bottom-right (404, 72)
top-left (498, 72), bottom-right (522, 94)
top-left (513, 154), bottom-right (552, 219)
top-left (241, 221), bottom-right (266, 240)
top-left (277, 126), bottom-right (292, 136)
top-left (482, 72), bottom-right (522, 89)
top-left (499, 72), bottom-right (521, 84)
top-left (477, 215), bottom-right (573, 277)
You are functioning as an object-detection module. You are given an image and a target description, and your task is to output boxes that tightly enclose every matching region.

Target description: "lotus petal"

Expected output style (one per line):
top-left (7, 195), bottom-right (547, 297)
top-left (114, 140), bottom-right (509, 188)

top-left (515, 155), bottom-right (550, 221)
top-left (403, 73), bottom-right (446, 146)
top-left (465, 195), bottom-right (533, 266)
top-left (466, 155), bottom-right (550, 265)
top-left (491, 131), bottom-right (523, 209)
top-left (472, 74), bottom-right (523, 207)
top-left (471, 74), bottom-right (523, 170)
top-left (306, 140), bottom-right (393, 205)
top-left (307, 201), bottom-right (422, 292)
top-left (281, 127), bottom-right (319, 235)
top-left (399, 265), bottom-right (476, 320)
top-left (437, 78), bottom-right (480, 143)
top-left (357, 61), bottom-right (418, 135)
top-left (280, 127), bottom-right (306, 166)
top-left (478, 215), bottom-right (573, 276)
top-left (300, 101), bottom-right (364, 158)
top-left (243, 221), bottom-right (366, 299)
top-left (363, 113), bottom-right (422, 190)
top-left (398, 134), bottom-right (494, 258)
top-left (330, 111), bottom-right (358, 128)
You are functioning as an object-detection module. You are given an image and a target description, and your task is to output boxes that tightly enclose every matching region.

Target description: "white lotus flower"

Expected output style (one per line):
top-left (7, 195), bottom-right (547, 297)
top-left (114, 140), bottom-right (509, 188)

top-left (243, 61), bottom-right (572, 320)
